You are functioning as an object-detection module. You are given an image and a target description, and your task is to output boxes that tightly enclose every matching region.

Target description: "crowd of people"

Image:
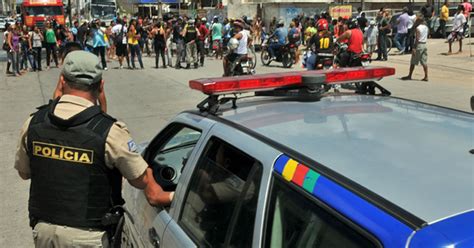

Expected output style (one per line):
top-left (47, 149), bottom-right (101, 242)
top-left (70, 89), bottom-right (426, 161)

top-left (2, 0), bottom-right (472, 78)
top-left (2, 14), bottom-right (260, 76)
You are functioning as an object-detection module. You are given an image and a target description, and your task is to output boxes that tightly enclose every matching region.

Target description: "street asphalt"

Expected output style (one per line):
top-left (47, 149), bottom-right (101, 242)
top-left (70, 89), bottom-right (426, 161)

top-left (0, 36), bottom-right (472, 247)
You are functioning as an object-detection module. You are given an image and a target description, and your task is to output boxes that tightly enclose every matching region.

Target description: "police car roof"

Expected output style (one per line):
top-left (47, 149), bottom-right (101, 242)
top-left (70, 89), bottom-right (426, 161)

top-left (219, 94), bottom-right (474, 224)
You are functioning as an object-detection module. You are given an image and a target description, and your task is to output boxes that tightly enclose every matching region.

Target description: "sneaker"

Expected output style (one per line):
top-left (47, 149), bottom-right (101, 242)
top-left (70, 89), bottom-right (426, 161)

top-left (185, 64), bottom-right (191, 69)
top-left (104, 67), bottom-right (108, 71)
top-left (119, 65), bottom-right (123, 69)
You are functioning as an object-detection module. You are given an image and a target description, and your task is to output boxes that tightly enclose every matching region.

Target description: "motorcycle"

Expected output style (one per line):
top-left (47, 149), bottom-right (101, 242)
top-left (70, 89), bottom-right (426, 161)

top-left (334, 42), bottom-right (375, 94)
top-left (334, 42), bottom-right (371, 67)
top-left (260, 37), bottom-right (296, 68)
top-left (228, 55), bottom-right (255, 76)
top-left (315, 52), bottom-right (334, 70)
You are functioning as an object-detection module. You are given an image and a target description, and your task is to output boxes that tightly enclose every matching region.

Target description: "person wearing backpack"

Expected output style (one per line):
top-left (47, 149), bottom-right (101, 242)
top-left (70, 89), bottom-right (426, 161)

top-left (112, 18), bottom-right (130, 69)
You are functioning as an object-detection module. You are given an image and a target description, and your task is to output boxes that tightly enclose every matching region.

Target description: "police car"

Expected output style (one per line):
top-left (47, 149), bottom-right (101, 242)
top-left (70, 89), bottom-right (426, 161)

top-left (120, 67), bottom-right (474, 247)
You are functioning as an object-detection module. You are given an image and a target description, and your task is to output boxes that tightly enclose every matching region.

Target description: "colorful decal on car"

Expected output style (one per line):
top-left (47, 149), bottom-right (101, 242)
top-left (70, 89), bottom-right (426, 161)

top-left (274, 154), bottom-right (321, 194)
top-left (273, 153), bottom-right (414, 247)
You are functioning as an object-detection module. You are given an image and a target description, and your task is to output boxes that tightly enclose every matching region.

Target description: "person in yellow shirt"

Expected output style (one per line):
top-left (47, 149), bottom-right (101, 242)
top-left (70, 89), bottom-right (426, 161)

top-left (304, 21), bottom-right (317, 45)
top-left (439, 1), bottom-right (449, 38)
top-left (128, 20), bottom-right (144, 69)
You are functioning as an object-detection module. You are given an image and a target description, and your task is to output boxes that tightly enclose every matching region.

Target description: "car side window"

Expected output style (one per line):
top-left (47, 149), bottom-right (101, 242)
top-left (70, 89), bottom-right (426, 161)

top-left (148, 125), bottom-right (201, 191)
top-left (179, 137), bottom-right (263, 247)
top-left (265, 177), bottom-right (378, 248)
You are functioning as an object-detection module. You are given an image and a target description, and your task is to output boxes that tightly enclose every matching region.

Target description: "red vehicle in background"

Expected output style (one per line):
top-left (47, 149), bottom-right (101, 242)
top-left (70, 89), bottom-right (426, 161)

top-left (19, 0), bottom-right (65, 28)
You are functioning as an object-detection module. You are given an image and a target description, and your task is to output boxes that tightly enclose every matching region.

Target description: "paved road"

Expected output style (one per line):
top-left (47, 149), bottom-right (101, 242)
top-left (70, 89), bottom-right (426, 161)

top-left (0, 38), bottom-right (472, 247)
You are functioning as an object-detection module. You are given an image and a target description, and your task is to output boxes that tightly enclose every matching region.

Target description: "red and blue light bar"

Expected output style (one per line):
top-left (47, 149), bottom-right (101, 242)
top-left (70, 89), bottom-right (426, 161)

top-left (189, 66), bottom-right (395, 95)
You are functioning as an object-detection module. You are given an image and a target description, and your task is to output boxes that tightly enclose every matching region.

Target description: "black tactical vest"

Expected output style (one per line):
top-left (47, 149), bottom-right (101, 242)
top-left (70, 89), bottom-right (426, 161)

top-left (184, 26), bottom-right (197, 43)
top-left (27, 99), bottom-right (124, 229)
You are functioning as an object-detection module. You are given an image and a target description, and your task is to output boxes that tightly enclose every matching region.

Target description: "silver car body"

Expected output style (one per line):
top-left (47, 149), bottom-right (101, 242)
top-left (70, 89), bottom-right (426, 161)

top-left (122, 93), bottom-right (473, 247)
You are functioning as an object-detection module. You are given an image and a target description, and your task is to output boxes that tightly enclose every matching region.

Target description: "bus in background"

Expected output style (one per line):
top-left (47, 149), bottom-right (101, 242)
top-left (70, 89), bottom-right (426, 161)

top-left (18, 0), bottom-right (64, 28)
top-left (85, 0), bottom-right (117, 25)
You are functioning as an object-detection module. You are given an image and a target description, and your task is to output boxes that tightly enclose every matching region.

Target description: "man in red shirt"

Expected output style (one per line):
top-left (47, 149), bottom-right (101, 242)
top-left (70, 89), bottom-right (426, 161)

top-left (462, 0), bottom-right (472, 36)
top-left (462, 0), bottom-right (472, 18)
top-left (196, 18), bottom-right (209, 67)
top-left (336, 19), bottom-right (364, 67)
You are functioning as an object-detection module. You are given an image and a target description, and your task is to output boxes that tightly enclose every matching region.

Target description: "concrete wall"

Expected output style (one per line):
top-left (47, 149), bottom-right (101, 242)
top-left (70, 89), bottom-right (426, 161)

top-left (226, 0), bottom-right (258, 19)
top-left (252, 2), bottom-right (426, 29)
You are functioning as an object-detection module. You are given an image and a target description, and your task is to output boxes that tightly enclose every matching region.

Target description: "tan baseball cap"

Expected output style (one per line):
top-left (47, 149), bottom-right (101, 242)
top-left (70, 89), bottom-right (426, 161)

top-left (62, 51), bottom-right (103, 85)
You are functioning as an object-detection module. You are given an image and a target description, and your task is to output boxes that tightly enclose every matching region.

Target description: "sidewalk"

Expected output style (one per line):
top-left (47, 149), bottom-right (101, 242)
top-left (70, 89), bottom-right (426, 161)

top-left (383, 38), bottom-right (473, 75)
top-left (371, 38), bottom-right (473, 112)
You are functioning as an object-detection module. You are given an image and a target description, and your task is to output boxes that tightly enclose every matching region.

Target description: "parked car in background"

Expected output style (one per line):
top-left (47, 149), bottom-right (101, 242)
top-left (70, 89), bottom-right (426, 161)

top-left (0, 17), bottom-right (6, 31)
top-left (6, 17), bottom-right (15, 26)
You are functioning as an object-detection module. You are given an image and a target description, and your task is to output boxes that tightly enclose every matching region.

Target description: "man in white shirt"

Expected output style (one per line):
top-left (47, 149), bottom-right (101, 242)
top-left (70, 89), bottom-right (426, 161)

top-left (448, 5), bottom-right (467, 54)
top-left (401, 17), bottom-right (429, 81)
top-left (111, 18), bottom-right (130, 68)
top-left (223, 20), bottom-right (248, 76)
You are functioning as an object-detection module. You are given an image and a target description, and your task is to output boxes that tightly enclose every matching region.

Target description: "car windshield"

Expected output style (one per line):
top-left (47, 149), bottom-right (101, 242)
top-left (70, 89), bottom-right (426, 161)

top-left (91, 6), bottom-right (115, 19)
top-left (25, 6), bottom-right (62, 16)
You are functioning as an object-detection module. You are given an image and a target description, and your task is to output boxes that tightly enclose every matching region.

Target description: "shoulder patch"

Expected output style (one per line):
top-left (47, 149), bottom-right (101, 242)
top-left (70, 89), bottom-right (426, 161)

top-left (127, 139), bottom-right (138, 152)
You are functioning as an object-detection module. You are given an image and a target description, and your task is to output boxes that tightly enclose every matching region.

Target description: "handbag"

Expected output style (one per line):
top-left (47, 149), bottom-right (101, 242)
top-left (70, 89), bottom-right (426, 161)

top-left (2, 42), bottom-right (9, 51)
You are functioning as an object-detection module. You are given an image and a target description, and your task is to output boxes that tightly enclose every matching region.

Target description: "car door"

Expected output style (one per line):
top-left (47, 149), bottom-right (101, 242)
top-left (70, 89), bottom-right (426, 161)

top-left (121, 114), bottom-right (214, 248)
top-left (156, 122), bottom-right (278, 247)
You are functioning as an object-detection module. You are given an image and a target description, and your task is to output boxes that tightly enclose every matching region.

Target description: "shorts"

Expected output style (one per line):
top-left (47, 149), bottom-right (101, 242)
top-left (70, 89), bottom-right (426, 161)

top-left (116, 43), bottom-right (128, 56)
top-left (226, 53), bottom-right (244, 63)
top-left (410, 43), bottom-right (427, 66)
top-left (447, 31), bottom-right (463, 42)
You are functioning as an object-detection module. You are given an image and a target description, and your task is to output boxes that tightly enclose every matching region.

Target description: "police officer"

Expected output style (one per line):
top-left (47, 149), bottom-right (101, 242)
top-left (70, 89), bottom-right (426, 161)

top-left (182, 19), bottom-right (200, 69)
top-left (14, 51), bottom-right (173, 247)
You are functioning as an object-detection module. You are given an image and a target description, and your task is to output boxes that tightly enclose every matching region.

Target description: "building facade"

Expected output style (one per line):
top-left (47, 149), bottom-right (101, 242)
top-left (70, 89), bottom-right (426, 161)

top-left (226, 0), bottom-right (428, 27)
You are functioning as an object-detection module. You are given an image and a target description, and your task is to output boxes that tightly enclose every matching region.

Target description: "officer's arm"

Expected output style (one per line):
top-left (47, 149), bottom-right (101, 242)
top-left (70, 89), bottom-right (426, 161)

top-left (15, 118), bottom-right (32, 180)
top-left (128, 168), bottom-right (173, 206)
top-left (106, 123), bottom-right (174, 206)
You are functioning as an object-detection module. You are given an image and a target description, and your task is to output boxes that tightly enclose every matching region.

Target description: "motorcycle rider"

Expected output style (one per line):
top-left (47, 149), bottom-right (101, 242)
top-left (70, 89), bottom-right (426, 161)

top-left (268, 20), bottom-right (288, 60)
top-left (288, 21), bottom-right (301, 63)
top-left (336, 19), bottom-right (364, 67)
top-left (223, 20), bottom-right (248, 76)
top-left (305, 21), bottom-right (334, 70)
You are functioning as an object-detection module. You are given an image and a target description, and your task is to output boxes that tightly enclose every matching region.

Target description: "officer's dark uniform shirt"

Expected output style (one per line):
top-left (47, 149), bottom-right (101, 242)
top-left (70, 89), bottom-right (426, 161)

top-left (184, 25), bottom-right (197, 43)
top-left (15, 95), bottom-right (147, 183)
